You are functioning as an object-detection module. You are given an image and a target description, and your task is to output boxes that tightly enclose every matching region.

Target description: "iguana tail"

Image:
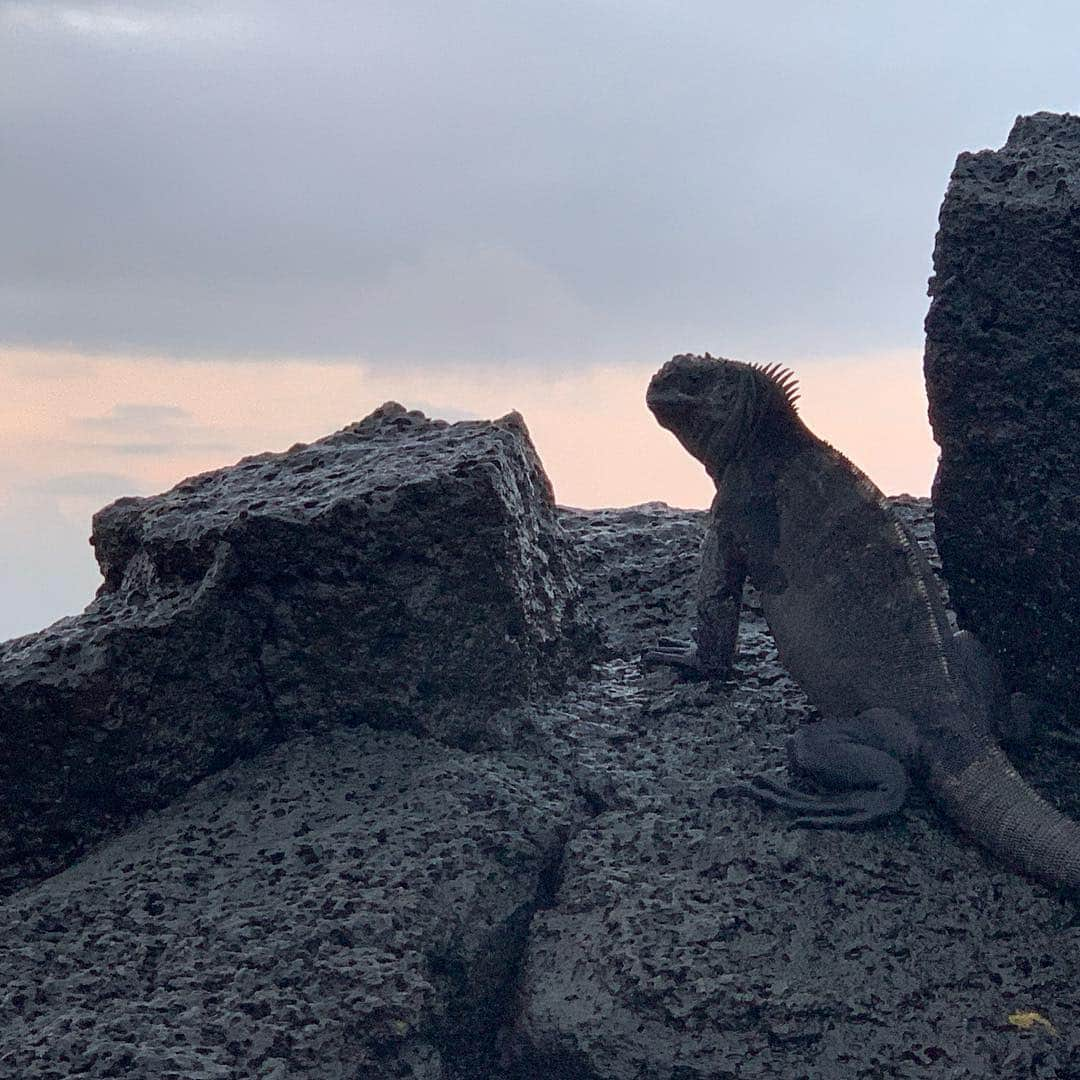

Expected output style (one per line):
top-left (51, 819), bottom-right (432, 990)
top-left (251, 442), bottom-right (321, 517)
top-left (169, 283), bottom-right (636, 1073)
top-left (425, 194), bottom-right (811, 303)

top-left (931, 746), bottom-right (1080, 893)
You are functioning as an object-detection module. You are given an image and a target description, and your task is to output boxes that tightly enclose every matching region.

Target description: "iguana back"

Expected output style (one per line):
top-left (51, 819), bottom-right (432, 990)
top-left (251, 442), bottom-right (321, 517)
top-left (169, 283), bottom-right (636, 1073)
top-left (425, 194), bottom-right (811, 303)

top-left (767, 441), bottom-right (962, 722)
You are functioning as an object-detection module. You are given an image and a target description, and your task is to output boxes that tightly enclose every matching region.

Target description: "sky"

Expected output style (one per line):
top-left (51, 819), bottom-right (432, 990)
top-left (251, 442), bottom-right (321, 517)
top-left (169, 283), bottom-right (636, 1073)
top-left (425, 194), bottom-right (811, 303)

top-left (2, 0), bottom-right (1078, 640)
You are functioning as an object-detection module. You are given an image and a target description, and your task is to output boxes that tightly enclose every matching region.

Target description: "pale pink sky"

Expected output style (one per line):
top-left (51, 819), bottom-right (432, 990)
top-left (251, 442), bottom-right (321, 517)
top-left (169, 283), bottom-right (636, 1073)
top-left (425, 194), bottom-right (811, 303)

top-left (0, 346), bottom-right (934, 505)
top-left (0, 347), bottom-right (936, 640)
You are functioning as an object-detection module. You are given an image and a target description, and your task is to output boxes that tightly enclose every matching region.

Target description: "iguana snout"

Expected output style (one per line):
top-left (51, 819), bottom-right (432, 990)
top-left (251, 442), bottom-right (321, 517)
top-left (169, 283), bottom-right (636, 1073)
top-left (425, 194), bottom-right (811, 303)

top-left (646, 354), bottom-right (724, 417)
top-left (647, 354), bottom-right (740, 463)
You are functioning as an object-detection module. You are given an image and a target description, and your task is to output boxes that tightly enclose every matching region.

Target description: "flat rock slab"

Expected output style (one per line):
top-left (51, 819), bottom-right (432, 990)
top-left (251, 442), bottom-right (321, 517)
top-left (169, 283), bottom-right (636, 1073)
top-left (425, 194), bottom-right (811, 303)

top-left (517, 778), bottom-right (1080, 1080)
top-left (924, 111), bottom-right (1080, 722)
top-left (0, 726), bottom-right (585, 1080)
top-left (0, 404), bottom-right (594, 895)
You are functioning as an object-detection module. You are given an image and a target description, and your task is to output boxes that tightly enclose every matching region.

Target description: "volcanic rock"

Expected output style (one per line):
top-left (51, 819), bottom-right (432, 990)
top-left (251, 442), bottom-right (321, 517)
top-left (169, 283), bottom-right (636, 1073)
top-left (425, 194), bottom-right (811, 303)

top-left (0, 726), bottom-right (586, 1079)
top-left (4, 498), bottom-right (1080, 1079)
top-left (0, 403), bottom-right (595, 895)
top-left (924, 111), bottom-right (1080, 722)
top-left (510, 500), bottom-right (1080, 1080)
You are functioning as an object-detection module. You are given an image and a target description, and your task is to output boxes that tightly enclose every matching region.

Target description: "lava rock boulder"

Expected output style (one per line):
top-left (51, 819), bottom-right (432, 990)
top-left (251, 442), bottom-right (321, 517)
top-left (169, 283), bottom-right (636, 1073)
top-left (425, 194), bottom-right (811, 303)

top-left (924, 111), bottom-right (1080, 722)
top-left (0, 403), bottom-right (595, 895)
top-left (0, 726), bottom-right (587, 1080)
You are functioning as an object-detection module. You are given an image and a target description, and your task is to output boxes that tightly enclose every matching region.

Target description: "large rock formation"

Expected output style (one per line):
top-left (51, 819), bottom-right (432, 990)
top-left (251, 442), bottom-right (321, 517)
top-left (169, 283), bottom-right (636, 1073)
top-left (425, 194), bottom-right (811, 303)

top-left (6, 499), bottom-right (1080, 1079)
top-left (924, 112), bottom-right (1080, 721)
top-left (0, 403), bottom-right (595, 895)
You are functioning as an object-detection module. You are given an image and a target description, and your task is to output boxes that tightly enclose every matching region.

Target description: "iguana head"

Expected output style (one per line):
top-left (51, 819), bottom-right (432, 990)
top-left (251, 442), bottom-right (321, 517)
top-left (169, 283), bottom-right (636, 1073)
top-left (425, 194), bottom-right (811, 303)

top-left (646, 353), bottom-right (800, 474)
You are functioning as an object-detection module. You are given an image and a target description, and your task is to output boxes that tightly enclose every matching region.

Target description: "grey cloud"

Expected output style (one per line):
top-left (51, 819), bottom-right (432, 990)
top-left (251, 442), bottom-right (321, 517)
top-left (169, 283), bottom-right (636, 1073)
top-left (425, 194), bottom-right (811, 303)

top-left (75, 403), bottom-right (193, 430)
top-left (3, 1), bottom-right (1080, 364)
top-left (2, 1), bottom-right (245, 45)
top-left (67, 400), bottom-right (233, 455)
top-left (34, 470), bottom-right (145, 496)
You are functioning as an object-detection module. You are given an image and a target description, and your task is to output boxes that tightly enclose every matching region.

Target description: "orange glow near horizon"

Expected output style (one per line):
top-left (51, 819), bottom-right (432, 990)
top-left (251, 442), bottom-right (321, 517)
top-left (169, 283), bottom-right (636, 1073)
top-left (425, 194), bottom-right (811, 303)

top-left (0, 347), bottom-right (938, 520)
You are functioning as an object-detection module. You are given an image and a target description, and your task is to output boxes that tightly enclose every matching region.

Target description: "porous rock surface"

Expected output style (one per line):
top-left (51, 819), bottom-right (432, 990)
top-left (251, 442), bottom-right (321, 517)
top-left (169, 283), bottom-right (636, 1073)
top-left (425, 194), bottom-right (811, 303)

top-left (0, 403), bottom-right (594, 896)
top-left (5, 497), bottom-right (1080, 1079)
top-left (0, 727), bottom-right (586, 1079)
top-left (512, 500), bottom-right (1080, 1080)
top-left (924, 111), bottom-right (1080, 723)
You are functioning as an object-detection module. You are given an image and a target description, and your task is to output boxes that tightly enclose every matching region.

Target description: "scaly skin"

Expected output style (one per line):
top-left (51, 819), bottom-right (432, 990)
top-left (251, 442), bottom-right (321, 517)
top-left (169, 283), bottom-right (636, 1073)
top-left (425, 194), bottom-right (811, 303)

top-left (645, 353), bottom-right (1080, 892)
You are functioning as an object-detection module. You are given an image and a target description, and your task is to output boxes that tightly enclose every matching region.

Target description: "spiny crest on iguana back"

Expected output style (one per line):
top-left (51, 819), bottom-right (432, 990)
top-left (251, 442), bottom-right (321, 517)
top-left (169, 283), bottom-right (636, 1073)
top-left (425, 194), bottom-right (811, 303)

top-left (746, 359), bottom-right (801, 411)
top-left (666, 353), bottom-right (802, 411)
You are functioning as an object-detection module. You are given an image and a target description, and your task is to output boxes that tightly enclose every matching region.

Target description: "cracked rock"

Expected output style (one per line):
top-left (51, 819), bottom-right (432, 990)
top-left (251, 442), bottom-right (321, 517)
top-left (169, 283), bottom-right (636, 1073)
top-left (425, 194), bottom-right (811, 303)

top-left (0, 727), bottom-right (586, 1079)
top-left (0, 403), bottom-right (596, 896)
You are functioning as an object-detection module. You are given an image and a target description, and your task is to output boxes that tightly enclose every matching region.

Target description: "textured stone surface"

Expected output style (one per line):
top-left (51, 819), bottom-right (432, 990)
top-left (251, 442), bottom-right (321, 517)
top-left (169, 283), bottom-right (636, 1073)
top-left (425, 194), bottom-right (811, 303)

top-left (0, 403), bottom-right (594, 895)
top-left (924, 111), bottom-right (1080, 722)
top-left (0, 727), bottom-right (585, 1079)
top-left (513, 500), bottom-right (1080, 1080)
top-left (6, 494), bottom-right (1080, 1079)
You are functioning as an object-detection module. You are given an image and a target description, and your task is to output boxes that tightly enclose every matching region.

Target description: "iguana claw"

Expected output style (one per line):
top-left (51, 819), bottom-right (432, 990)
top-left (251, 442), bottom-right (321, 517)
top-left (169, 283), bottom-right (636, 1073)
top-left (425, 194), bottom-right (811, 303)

top-left (642, 636), bottom-right (733, 681)
top-left (641, 637), bottom-right (703, 674)
top-left (734, 773), bottom-right (906, 828)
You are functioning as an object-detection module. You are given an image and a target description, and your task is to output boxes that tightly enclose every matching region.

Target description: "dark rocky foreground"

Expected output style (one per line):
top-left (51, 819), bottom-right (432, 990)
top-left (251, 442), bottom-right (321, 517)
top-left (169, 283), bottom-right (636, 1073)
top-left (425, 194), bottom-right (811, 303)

top-left (3, 449), bottom-right (1080, 1077)
top-left (925, 111), bottom-right (1080, 726)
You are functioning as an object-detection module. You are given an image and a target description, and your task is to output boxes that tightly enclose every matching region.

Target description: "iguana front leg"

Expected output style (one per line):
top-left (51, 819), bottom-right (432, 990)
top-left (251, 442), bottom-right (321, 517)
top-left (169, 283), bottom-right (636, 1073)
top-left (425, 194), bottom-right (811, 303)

top-left (643, 521), bottom-right (747, 679)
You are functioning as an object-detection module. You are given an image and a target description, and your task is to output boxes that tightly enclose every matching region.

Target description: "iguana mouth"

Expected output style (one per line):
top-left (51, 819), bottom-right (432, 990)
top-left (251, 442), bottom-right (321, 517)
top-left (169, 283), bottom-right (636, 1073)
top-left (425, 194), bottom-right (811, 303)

top-left (645, 387), bottom-right (696, 420)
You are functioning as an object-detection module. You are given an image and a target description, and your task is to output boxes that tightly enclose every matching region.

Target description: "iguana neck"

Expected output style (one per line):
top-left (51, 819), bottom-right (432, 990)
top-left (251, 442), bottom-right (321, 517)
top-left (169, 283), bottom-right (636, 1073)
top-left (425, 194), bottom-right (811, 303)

top-left (707, 403), bottom-right (805, 482)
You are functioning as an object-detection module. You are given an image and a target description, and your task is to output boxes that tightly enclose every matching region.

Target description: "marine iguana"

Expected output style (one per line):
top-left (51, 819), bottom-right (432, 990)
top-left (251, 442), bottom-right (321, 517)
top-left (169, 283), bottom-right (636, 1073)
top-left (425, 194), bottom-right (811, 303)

top-left (645, 352), bottom-right (1080, 892)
